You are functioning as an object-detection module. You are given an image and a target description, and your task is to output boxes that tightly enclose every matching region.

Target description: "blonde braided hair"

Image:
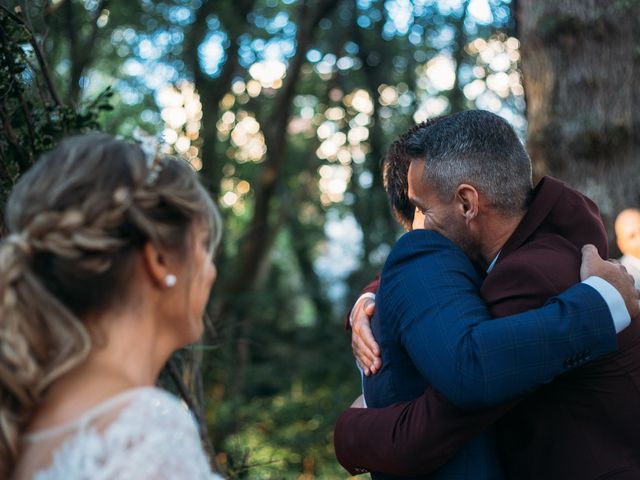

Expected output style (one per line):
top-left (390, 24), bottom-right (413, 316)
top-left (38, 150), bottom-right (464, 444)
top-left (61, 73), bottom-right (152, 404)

top-left (0, 133), bottom-right (221, 477)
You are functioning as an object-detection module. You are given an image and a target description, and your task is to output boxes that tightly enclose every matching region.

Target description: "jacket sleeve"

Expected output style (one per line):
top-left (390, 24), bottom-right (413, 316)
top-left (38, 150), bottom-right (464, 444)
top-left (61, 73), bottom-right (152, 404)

top-left (334, 230), bottom-right (617, 476)
top-left (334, 387), bottom-right (516, 476)
top-left (390, 231), bottom-right (616, 408)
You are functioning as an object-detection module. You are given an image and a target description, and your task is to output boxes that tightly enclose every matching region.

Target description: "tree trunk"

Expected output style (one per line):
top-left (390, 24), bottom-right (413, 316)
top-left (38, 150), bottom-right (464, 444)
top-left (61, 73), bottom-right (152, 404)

top-left (63, 0), bottom-right (106, 105)
top-left (519, 0), bottom-right (640, 244)
top-left (450, 0), bottom-right (471, 113)
top-left (220, 0), bottom-right (341, 394)
top-left (228, 0), bottom-right (340, 296)
top-left (186, 0), bottom-right (256, 195)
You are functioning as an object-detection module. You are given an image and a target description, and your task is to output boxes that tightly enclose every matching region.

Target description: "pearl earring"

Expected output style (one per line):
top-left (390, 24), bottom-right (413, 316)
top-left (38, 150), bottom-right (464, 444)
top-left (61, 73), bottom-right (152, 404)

top-left (165, 274), bottom-right (177, 287)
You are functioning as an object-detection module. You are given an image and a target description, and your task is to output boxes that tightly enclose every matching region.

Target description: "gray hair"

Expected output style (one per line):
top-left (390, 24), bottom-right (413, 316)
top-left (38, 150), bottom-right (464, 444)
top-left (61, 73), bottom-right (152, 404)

top-left (406, 110), bottom-right (533, 216)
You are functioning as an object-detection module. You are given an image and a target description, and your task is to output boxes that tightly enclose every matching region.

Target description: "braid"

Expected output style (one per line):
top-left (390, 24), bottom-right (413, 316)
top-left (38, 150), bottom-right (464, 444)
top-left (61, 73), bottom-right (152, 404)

top-left (0, 234), bottom-right (91, 477)
top-left (0, 240), bottom-right (40, 403)
top-left (0, 133), bottom-right (221, 476)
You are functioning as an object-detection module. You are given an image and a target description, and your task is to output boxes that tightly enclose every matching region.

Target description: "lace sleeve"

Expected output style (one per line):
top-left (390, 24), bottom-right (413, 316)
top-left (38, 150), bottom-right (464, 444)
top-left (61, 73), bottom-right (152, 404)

top-left (28, 388), bottom-right (222, 480)
top-left (98, 389), bottom-right (222, 480)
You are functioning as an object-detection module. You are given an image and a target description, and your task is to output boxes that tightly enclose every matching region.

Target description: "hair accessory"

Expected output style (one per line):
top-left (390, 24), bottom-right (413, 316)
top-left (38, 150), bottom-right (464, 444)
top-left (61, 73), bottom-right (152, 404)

top-left (165, 274), bottom-right (177, 288)
top-left (133, 127), bottom-right (164, 184)
top-left (3, 232), bottom-right (32, 256)
top-left (113, 187), bottom-right (130, 205)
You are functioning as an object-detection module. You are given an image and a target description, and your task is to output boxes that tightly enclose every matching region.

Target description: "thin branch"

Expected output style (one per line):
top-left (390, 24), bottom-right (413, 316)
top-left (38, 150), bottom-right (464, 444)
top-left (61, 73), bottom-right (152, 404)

top-left (22, 54), bottom-right (50, 108)
top-left (0, 3), bottom-right (25, 24)
top-left (0, 103), bottom-right (30, 170)
top-left (0, 3), bottom-right (63, 106)
top-left (0, 136), bottom-right (12, 181)
top-left (0, 26), bottom-right (37, 150)
top-left (40, 0), bottom-right (53, 45)
top-left (21, 0), bottom-right (34, 30)
top-left (29, 31), bottom-right (61, 106)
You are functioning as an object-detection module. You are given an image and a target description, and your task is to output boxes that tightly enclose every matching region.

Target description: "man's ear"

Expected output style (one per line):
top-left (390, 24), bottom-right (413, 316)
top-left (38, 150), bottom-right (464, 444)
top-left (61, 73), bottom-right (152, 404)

top-left (142, 241), bottom-right (171, 288)
top-left (412, 207), bottom-right (426, 230)
top-left (455, 184), bottom-right (479, 224)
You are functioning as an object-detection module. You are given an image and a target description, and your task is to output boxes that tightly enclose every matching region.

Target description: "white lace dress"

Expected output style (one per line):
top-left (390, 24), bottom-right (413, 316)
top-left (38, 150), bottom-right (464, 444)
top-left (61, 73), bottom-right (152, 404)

top-left (13, 387), bottom-right (223, 480)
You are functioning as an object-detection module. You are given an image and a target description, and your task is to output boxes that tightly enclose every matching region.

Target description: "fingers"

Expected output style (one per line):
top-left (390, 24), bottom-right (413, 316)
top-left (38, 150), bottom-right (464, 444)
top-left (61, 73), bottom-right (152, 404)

top-left (352, 340), bottom-right (375, 376)
top-left (578, 246), bottom-right (640, 319)
top-left (352, 330), bottom-right (381, 375)
top-left (350, 295), bottom-right (381, 375)
top-left (352, 336), bottom-right (369, 374)
top-left (356, 319), bottom-right (380, 357)
top-left (615, 264), bottom-right (635, 291)
top-left (363, 301), bottom-right (376, 317)
top-left (358, 299), bottom-right (378, 354)
top-left (580, 244), bottom-right (605, 280)
top-left (351, 316), bottom-right (381, 375)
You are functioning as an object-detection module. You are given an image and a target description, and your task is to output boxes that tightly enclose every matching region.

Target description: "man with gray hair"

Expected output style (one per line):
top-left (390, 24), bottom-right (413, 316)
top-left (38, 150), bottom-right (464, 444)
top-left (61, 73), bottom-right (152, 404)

top-left (335, 110), bottom-right (640, 480)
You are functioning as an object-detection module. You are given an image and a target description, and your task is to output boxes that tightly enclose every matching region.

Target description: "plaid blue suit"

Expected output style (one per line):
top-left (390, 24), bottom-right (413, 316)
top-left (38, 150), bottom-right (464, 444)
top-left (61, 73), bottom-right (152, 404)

top-left (363, 229), bottom-right (617, 480)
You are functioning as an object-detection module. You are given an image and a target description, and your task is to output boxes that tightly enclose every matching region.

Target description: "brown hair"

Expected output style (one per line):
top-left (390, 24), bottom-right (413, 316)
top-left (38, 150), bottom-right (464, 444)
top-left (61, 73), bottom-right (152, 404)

top-left (382, 121), bottom-right (434, 230)
top-left (0, 133), bottom-right (221, 476)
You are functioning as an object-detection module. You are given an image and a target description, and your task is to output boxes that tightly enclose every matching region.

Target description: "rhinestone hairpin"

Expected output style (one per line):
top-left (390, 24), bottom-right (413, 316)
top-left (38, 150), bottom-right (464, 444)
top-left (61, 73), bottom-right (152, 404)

top-left (133, 127), bottom-right (164, 184)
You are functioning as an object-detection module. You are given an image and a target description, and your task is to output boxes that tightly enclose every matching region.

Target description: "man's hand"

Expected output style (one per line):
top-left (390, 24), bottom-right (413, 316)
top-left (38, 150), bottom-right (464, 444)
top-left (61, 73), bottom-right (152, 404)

top-left (581, 244), bottom-right (640, 319)
top-left (350, 295), bottom-right (381, 376)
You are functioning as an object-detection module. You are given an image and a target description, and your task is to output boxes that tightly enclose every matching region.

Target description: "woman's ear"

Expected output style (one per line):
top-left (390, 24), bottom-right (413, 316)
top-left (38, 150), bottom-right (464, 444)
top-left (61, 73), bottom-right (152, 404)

top-left (142, 241), bottom-right (173, 288)
top-left (455, 184), bottom-right (479, 224)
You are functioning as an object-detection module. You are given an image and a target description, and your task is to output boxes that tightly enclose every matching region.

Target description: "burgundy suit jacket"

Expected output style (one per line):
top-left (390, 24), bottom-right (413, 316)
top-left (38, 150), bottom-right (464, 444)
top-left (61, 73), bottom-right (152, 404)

top-left (335, 177), bottom-right (640, 479)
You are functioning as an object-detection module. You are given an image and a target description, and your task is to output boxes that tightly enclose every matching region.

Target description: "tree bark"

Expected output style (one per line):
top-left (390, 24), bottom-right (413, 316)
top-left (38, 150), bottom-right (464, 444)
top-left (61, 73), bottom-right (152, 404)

top-left (519, 0), bottom-right (640, 242)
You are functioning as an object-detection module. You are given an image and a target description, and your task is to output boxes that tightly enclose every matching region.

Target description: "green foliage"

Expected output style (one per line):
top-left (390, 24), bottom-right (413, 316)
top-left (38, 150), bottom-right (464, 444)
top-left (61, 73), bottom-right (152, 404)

top-left (0, 1), bottom-right (521, 477)
top-left (219, 380), bottom-right (358, 479)
top-left (612, 0), bottom-right (640, 11)
top-left (207, 298), bottom-right (359, 479)
top-left (0, 7), bottom-right (114, 224)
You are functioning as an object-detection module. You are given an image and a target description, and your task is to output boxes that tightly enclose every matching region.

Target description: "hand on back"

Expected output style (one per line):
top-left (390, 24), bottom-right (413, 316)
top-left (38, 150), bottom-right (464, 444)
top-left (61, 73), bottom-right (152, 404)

top-left (350, 296), bottom-right (381, 375)
top-left (581, 244), bottom-right (640, 319)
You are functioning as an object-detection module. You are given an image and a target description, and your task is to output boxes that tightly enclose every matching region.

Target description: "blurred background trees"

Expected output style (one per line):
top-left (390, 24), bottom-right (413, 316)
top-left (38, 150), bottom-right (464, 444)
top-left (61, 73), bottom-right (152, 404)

top-left (1, 0), bottom-right (637, 477)
top-left (518, 0), bottom-right (640, 240)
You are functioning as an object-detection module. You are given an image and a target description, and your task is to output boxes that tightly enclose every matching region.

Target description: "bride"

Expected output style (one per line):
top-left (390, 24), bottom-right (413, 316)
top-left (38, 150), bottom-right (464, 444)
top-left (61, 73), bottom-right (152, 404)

top-left (0, 133), bottom-right (224, 479)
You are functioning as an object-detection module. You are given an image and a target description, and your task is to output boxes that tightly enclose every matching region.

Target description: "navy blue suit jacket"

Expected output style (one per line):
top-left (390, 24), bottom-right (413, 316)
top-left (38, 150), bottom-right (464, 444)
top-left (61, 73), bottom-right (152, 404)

top-left (362, 229), bottom-right (617, 480)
